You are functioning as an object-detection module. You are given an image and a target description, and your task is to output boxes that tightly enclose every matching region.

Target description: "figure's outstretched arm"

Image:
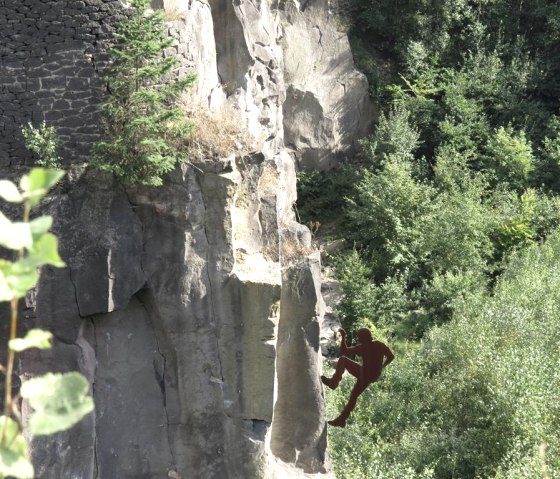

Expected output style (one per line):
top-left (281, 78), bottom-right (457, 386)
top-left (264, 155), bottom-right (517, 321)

top-left (339, 329), bottom-right (349, 356)
top-left (383, 344), bottom-right (395, 368)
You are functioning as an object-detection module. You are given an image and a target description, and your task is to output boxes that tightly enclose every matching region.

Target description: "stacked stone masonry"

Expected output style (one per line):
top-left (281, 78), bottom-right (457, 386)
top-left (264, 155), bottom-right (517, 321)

top-left (0, 0), bottom-right (194, 167)
top-left (1, 0), bottom-right (114, 165)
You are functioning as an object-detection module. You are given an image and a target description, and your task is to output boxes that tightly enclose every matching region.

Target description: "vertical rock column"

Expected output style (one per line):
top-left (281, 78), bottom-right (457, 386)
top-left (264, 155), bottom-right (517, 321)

top-left (270, 254), bottom-right (327, 474)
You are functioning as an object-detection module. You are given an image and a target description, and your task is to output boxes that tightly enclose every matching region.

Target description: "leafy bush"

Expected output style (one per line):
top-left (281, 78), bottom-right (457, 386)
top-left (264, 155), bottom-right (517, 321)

top-left (346, 156), bottom-right (436, 283)
top-left (347, 36), bottom-right (388, 102)
top-left (93, 0), bottom-right (195, 186)
top-left (296, 167), bottom-right (357, 226)
top-left (21, 122), bottom-right (61, 168)
top-left (347, 126), bottom-right (495, 279)
top-left (407, 269), bottom-right (488, 338)
top-left (328, 2), bottom-right (560, 475)
top-left (359, 106), bottom-right (421, 167)
top-left (487, 187), bottom-right (560, 263)
top-left (327, 232), bottom-right (560, 479)
top-left (333, 250), bottom-right (408, 335)
top-left (484, 127), bottom-right (535, 190)
top-left (338, 89), bottom-right (560, 336)
top-left (535, 132), bottom-right (560, 192)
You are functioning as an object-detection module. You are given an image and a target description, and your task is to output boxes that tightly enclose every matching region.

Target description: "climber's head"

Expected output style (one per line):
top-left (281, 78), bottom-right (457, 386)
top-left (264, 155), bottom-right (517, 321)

top-left (357, 328), bottom-right (373, 344)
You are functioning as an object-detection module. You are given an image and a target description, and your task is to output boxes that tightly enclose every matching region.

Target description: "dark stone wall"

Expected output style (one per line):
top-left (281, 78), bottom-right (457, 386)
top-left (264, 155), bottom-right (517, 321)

top-left (0, 0), bottom-right (126, 167)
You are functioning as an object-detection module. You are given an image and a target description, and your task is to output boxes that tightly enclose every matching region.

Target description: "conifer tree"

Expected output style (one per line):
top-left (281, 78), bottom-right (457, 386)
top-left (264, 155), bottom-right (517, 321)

top-left (93, 0), bottom-right (195, 186)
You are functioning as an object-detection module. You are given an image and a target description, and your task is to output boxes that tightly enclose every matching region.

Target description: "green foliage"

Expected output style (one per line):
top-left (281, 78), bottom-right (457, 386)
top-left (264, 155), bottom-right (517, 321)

top-left (0, 417), bottom-right (33, 479)
top-left (21, 122), bottom-right (62, 169)
top-left (346, 157), bottom-right (435, 282)
top-left (327, 1), bottom-right (560, 476)
top-left (19, 168), bottom-right (65, 207)
top-left (0, 168), bottom-right (93, 479)
top-left (327, 233), bottom-right (560, 478)
top-left (333, 250), bottom-right (408, 334)
top-left (339, 102), bottom-right (560, 338)
top-left (387, 51), bottom-right (537, 162)
top-left (296, 167), bottom-right (356, 226)
top-left (342, 148), bottom-right (498, 337)
top-left (0, 170), bottom-right (65, 301)
top-left (488, 188), bottom-right (560, 261)
top-left (348, 36), bottom-right (387, 102)
top-left (535, 132), bottom-right (560, 192)
top-left (9, 329), bottom-right (53, 352)
top-left (484, 127), bottom-right (535, 190)
top-left (406, 269), bottom-right (488, 338)
top-left (21, 373), bottom-right (94, 436)
top-left (93, 0), bottom-right (195, 186)
top-left (359, 106), bottom-right (421, 167)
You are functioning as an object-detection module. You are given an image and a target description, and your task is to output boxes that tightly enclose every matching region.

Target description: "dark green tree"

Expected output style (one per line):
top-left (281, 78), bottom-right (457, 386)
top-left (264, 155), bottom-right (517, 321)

top-left (93, 0), bottom-right (195, 186)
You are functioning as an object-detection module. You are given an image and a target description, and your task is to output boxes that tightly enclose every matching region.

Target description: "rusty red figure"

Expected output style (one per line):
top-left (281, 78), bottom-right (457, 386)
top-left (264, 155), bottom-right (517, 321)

top-left (321, 327), bottom-right (394, 427)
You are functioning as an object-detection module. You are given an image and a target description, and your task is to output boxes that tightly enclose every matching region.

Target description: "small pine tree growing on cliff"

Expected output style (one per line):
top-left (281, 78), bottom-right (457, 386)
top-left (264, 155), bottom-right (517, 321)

top-left (93, 0), bottom-right (195, 186)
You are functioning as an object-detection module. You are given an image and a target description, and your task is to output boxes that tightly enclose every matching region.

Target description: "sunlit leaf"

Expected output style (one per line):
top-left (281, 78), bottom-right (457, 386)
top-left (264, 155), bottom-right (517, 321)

top-left (9, 329), bottom-right (53, 352)
top-left (0, 212), bottom-right (33, 251)
top-left (0, 260), bottom-right (39, 301)
top-left (29, 233), bottom-right (65, 268)
top-left (21, 373), bottom-right (94, 436)
top-left (0, 416), bottom-right (34, 479)
top-left (29, 216), bottom-right (53, 240)
top-left (20, 169), bottom-right (65, 207)
top-left (0, 180), bottom-right (22, 203)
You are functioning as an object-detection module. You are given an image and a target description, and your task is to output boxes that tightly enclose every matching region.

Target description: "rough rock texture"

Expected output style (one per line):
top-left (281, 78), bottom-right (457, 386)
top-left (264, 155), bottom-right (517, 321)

top-left (280, 0), bottom-right (375, 170)
top-left (0, 0), bottom-right (371, 477)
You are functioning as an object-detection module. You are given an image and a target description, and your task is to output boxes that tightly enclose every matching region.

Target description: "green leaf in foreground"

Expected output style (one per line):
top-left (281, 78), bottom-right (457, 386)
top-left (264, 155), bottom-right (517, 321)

top-left (0, 260), bottom-right (39, 301)
top-left (9, 329), bottom-right (53, 352)
top-left (19, 168), bottom-right (65, 207)
top-left (0, 212), bottom-right (33, 251)
top-left (29, 233), bottom-right (65, 268)
top-left (0, 180), bottom-right (23, 203)
top-left (0, 416), bottom-right (34, 479)
top-left (29, 216), bottom-right (53, 240)
top-left (21, 372), bottom-right (93, 436)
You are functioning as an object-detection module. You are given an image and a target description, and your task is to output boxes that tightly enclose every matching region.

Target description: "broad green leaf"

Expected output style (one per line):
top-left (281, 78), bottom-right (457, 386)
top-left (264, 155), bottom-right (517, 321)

top-left (29, 216), bottom-right (53, 240)
top-left (0, 212), bottom-right (33, 251)
top-left (20, 169), bottom-right (65, 207)
top-left (29, 233), bottom-right (65, 268)
top-left (0, 416), bottom-right (34, 479)
top-left (0, 180), bottom-right (22, 203)
top-left (21, 372), bottom-right (94, 436)
top-left (0, 260), bottom-right (39, 301)
top-left (9, 329), bottom-right (53, 352)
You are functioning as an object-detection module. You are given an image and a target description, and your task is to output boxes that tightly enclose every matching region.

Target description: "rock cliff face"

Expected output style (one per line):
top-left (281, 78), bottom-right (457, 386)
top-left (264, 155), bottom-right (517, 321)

top-left (0, 0), bottom-right (372, 477)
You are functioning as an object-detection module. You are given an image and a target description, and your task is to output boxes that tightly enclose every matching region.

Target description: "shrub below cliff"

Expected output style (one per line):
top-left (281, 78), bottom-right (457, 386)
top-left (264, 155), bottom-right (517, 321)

top-left (327, 233), bottom-right (560, 479)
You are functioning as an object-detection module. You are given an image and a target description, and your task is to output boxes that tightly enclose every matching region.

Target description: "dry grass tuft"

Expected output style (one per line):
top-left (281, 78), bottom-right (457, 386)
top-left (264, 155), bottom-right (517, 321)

top-left (179, 98), bottom-right (255, 161)
top-left (163, 8), bottom-right (186, 22)
top-left (281, 238), bottom-right (314, 261)
top-left (258, 162), bottom-right (279, 194)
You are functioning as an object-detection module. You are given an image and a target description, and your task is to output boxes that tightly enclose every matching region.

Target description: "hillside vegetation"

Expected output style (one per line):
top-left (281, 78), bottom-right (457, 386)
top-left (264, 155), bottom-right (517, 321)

top-left (298, 1), bottom-right (560, 477)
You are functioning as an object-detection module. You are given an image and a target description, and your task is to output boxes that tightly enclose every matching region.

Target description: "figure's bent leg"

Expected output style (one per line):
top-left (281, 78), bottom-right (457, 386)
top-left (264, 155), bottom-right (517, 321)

top-left (328, 381), bottom-right (368, 428)
top-left (321, 357), bottom-right (361, 390)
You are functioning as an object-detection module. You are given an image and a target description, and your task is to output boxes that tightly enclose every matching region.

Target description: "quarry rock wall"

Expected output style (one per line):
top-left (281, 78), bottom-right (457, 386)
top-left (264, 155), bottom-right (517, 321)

top-left (0, 0), bottom-right (372, 477)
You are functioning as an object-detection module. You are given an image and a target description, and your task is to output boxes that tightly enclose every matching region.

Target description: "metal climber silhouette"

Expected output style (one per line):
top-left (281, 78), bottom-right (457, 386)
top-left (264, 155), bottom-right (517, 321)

top-left (321, 327), bottom-right (394, 427)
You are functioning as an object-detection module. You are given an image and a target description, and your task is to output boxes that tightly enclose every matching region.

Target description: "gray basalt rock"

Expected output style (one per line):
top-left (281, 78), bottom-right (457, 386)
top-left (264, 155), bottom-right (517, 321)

top-left (271, 253), bottom-right (327, 473)
top-left (0, 0), bottom-right (371, 477)
top-left (280, 0), bottom-right (375, 170)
